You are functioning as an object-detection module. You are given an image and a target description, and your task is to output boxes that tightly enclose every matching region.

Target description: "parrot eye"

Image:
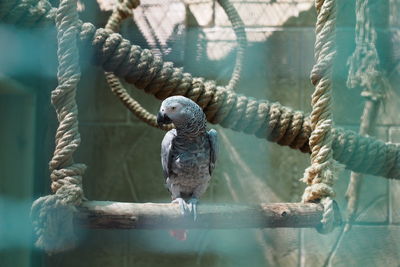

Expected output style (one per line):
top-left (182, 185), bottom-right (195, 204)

top-left (171, 106), bottom-right (176, 110)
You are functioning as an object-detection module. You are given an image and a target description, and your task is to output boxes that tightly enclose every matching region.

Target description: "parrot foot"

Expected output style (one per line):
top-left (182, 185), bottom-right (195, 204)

top-left (172, 197), bottom-right (198, 221)
top-left (187, 198), bottom-right (198, 221)
top-left (172, 197), bottom-right (190, 216)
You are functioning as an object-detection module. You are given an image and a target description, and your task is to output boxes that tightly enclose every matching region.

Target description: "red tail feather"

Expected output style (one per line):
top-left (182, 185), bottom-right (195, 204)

top-left (169, 229), bottom-right (188, 241)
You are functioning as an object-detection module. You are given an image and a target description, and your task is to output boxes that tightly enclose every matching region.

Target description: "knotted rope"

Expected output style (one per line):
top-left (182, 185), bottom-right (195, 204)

top-left (344, 0), bottom-right (389, 231)
top-left (301, 0), bottom-right (339, 234)
top-left (31, 0), bottom-right (85, 253)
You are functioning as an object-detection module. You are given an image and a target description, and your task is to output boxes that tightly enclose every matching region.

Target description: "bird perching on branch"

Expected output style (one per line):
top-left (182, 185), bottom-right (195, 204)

top-left (157, 96), bottom-right (219, 240)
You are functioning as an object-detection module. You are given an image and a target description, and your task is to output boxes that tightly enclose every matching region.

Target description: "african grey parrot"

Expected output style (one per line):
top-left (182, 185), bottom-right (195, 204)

top-left (157, 96), bottom-right (218, 222)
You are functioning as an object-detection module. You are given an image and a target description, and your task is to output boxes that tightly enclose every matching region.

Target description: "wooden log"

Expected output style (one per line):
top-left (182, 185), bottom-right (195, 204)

top-left (76, 201), bottom-right (342, 229)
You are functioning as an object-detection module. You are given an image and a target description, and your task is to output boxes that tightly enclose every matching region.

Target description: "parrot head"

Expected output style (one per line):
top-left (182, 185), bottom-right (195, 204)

top-left (157, 96), bottom-right (205, 129)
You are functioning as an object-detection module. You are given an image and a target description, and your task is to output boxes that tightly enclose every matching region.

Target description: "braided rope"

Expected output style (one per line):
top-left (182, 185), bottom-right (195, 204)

top-left (1, 0), bottom-right (400, 179)
top-left (31, 0), bottom-right (85, 252)
top-left (301, 0), bottom-right (338, 234)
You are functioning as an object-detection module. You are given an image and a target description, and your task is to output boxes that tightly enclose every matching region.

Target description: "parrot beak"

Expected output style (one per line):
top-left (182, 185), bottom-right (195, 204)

top-left (157, 111), bottom-right (172, 126)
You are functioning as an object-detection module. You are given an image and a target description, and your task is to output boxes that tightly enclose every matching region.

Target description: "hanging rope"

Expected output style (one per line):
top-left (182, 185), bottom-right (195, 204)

top-left (30, 0), bottom-right (85, 253)
top-left (344, 0), bottom-right (388, 232)
top-left (301, 0), bottom-right (339, 234)
top-left (217, 0), bottom-right (247, 91)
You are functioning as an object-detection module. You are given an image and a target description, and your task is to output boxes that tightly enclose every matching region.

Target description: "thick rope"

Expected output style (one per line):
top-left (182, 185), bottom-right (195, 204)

top-left (344, 0), bottom-right (388, 232)
top-left (2, 0), bottom-right (400, 180)
top-left (301, 0), bottom-right (338, 234)
top-left (31, 0), bottom-right (85, 253)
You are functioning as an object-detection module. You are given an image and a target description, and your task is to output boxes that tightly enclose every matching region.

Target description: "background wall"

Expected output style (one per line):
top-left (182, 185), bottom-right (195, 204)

top-left (1, 0), bottom-right (400, 266)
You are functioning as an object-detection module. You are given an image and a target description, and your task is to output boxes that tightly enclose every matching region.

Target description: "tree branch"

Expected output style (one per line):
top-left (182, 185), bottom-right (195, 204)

top-left (75, 201), bottom-right (342, 229)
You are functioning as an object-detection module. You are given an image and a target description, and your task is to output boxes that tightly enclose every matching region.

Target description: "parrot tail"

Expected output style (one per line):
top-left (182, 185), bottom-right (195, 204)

top-left (169, 229), bottom-right (188, 241)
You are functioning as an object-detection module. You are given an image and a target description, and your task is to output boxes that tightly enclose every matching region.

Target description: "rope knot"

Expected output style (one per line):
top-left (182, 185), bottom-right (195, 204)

top-left (55, 183), bottom-right (84, 206)
top-left (301, 183), bottom-right (335, 203)
top-left (50, 163), bottom-right (86, 193)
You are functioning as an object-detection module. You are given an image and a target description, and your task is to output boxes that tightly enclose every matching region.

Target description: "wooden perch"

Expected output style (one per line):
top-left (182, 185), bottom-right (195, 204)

top-left (76, 201), bottom-right (342, 229)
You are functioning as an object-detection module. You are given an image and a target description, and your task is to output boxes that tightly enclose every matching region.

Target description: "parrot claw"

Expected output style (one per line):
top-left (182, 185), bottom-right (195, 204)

top-left (172, 197), bottom-right (198, 221)
top-left (172, 197), bottom-right (190, 216)
top-left (187, 198), bottom-right (198, 221)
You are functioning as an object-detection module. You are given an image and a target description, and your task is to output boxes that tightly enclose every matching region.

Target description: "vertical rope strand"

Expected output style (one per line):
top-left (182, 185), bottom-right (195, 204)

top-left (301, 0), bottom-right (339, 234)
top-left (31, 0), bottom-right (85, 252)
top-left (217, 0), bottom-right (247, 91)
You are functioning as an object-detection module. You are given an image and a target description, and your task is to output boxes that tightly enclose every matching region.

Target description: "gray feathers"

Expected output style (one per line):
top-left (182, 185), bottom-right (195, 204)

top-left (159, 96), bottom-right (218, 200)
top-left (161, 129), bottom-right (175, 181)
top-left (207, 129), bottom-right (218, 175)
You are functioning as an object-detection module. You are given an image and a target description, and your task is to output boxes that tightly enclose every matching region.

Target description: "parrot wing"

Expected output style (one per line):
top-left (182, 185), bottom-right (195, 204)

top-left (207, 129), bottom-right (218, 175)
top-left (161, 129), bottom-right (177, 180)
